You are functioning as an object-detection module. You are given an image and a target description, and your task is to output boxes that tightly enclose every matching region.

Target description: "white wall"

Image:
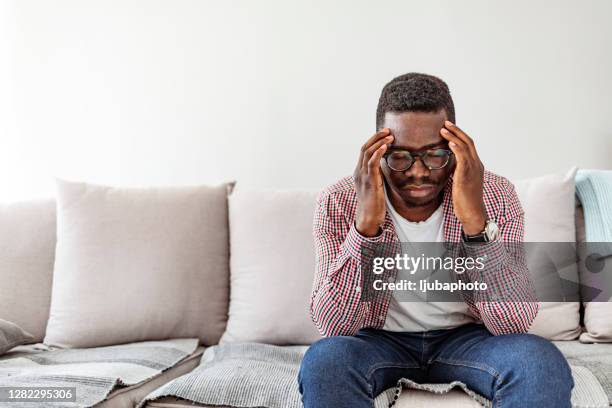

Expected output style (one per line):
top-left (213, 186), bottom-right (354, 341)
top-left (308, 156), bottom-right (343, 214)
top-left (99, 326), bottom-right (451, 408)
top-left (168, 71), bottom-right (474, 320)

top-left (1, 0), bottom-right (611, 200)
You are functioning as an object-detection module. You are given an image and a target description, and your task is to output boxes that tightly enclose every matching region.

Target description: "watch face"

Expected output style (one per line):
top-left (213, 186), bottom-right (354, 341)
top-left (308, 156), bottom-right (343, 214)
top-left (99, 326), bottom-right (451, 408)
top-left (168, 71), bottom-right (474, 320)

top-left (485, 220), bottom-right (500, 241)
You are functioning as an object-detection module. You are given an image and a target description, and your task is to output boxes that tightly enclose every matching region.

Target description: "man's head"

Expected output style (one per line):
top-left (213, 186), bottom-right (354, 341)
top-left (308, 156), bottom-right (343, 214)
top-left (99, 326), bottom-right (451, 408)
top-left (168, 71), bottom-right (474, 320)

top-left (376, 73), bottom-right (456, 208)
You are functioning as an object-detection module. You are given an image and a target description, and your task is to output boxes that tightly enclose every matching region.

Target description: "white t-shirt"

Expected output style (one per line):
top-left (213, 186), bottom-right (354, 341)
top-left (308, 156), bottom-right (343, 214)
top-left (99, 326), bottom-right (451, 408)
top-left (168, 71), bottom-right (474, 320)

top-left (382, 187), bottom-right (475, 332)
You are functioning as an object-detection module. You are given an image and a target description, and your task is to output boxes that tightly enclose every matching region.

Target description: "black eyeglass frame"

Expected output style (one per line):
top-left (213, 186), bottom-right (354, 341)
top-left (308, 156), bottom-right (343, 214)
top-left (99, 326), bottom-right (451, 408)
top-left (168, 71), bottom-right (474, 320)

top-left (382, 147), bottom-right (454, 172)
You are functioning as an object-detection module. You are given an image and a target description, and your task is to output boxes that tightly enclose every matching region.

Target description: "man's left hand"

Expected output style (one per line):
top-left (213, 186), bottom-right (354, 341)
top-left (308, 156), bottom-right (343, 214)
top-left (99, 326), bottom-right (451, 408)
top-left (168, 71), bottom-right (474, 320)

top-left (440, 120), bottom-right (487, 236)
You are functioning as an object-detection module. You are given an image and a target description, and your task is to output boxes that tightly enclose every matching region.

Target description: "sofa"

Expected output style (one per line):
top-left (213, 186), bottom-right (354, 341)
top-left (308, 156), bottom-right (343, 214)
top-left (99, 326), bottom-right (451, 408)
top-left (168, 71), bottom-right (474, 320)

top-left (1, 168), bottom-right (611, 408)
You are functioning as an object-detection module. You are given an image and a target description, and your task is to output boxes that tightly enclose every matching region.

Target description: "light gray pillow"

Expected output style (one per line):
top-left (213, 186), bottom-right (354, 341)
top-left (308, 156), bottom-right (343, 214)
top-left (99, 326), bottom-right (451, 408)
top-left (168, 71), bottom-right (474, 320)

top-left (0, 319), bottom-right (35, 355)
top-left (0, 199), bottom-right (56, 342)
top-left (220, 188), bottom-right (322, 345)
top-left (576, 204), bottom-right (612, 343)
top-left (515, 168), bottom-right (581, 340)
top-left (44, 179), bottom-right (231, 348)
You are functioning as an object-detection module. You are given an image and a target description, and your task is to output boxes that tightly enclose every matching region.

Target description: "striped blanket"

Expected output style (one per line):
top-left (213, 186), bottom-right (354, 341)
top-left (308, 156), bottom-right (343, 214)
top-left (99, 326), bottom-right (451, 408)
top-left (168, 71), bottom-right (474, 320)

top-left (139, 341), bottom-right (611, 408)
top-left (0, 338), bottom-right (198, 408)
top-left (576, 169), bottom-right (612, 242)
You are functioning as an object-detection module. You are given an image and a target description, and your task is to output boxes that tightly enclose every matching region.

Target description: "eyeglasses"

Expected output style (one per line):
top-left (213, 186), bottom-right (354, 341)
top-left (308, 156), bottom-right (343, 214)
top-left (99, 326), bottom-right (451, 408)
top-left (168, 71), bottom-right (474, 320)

top-left (383, 147), bottom-right (454, 172)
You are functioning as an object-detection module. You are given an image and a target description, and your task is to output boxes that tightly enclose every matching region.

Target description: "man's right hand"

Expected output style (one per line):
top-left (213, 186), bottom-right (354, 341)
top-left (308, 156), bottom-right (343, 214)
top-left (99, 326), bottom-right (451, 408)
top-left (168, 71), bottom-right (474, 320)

top-left (353, 128), bottom-right (394, 237)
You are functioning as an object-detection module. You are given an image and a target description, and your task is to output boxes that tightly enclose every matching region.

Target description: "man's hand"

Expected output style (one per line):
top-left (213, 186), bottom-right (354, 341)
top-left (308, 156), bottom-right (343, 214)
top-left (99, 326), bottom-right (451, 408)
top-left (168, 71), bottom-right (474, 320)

top-left (353, 128), bottom-right (394, 237)
top-left (440, 121), bottom-right (487, 236)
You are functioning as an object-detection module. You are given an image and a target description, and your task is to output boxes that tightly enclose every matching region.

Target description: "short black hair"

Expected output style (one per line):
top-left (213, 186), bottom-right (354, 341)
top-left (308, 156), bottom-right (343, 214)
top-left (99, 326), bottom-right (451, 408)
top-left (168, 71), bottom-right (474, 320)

top-left (376, 72), bottom-right (455, 130)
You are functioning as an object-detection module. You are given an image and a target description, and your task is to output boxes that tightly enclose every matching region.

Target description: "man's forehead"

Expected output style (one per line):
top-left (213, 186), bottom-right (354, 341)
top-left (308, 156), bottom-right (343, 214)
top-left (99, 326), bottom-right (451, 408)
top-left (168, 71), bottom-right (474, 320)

top-left (383, 110), bottom-right (447, 130)
top-left (383, 111), bottom-right (447, 149)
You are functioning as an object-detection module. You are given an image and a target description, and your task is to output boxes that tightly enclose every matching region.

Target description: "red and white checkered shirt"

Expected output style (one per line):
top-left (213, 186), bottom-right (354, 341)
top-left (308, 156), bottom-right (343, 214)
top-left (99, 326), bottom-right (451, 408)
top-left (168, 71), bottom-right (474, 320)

top-left (310, 170), bottom-right (539, 337)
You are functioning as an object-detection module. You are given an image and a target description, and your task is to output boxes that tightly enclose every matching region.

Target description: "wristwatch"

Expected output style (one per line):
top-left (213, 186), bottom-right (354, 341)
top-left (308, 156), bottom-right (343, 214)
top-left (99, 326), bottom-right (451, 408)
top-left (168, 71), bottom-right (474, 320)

top-left (461, 220), bottom-right (499, 243)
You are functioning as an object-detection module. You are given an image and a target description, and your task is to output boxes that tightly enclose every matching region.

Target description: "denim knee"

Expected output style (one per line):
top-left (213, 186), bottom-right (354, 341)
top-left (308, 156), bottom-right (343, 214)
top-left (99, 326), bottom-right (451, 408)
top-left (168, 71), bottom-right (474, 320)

top-left (298, 336), bottom-right (365, 390)
top-left (503, 333), bottom-right (574, 390)
top-left (299, 336), bottom-right (379, 408)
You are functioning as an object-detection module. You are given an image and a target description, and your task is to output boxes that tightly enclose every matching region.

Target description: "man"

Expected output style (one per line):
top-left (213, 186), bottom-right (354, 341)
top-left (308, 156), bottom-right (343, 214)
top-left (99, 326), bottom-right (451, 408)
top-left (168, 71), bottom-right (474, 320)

top-left (298, 73), bottom-right (573, 407)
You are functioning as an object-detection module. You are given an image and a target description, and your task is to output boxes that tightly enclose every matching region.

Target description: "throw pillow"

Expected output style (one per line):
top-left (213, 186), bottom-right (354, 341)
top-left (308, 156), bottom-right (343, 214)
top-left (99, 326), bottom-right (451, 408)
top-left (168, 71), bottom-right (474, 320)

top-left (515, 168), bottom-right (581, 340)
top-left (0, 199), bottom-right (56, 342)
top-left (44, 179), bottom-right (231, 348)
top-left (220, 188), bottom-right (322, 345)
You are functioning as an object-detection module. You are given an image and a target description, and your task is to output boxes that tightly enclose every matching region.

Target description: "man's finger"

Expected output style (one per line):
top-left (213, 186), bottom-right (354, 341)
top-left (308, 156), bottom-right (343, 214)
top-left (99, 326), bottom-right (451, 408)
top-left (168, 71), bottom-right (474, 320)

top-left (363, 128), bottom-right (391, 152)
top-left (440, 129), bottom-right (470, 163)
top-left (447, 142), bottom-right (472, 172)
top-left (357, 128), bottom-right (390, 170)
top-left (368, 143), bottom-right (388, 177)
top-left (362, 135), bottom-right (393, 169)
top-left (440, 127), bottom-right (467, 150)
top-left (444, 121), bottom-right (473, 144)
top-left (444, 121), bottom-right (478, 159)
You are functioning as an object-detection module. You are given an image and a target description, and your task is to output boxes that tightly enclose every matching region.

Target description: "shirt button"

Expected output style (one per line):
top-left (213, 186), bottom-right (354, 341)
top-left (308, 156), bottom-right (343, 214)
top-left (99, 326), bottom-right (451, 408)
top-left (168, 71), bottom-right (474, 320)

top-left (355, 286), bottom-right (361, 292)
top-left (378, 315), bottom-right (385, 321)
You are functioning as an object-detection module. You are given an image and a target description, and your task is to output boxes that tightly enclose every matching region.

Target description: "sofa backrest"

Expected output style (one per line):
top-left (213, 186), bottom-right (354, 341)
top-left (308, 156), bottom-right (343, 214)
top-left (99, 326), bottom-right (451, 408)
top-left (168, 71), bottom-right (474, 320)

top-left (0, 170), bottom-right (582, 344)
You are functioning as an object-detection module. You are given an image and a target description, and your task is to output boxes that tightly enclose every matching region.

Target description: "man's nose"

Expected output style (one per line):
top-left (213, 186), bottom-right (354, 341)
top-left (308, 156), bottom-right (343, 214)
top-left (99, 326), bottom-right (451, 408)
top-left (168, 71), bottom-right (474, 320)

top-left (404, 156), bottom-right (430, 179)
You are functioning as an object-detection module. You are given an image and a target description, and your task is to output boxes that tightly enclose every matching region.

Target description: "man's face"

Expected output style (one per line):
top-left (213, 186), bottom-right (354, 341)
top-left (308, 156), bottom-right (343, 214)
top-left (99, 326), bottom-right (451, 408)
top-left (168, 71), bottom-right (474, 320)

top-left (381, 110), bottom-right (455, 208)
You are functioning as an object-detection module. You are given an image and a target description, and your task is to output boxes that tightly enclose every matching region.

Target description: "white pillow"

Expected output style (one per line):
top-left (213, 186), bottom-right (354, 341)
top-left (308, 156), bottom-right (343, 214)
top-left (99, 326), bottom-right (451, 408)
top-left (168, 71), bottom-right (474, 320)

top-left (44, 179), bottom-right (231, 348)
top-left (0, 199), bottom-right (56, 342)
top-left (514, 167), bottom-right (580, 340)
top-left (580, 302), bottom-right (612, 342)
top-left (220, 189), bottom-right (322, 345)
top-left (576, 204), bottom-right (612, 343)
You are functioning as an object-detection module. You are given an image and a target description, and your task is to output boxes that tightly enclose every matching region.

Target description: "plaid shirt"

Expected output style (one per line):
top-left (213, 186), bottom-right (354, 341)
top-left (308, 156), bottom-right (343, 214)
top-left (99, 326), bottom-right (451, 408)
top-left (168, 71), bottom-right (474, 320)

top-left (310, 170), bottom-right (539, 337)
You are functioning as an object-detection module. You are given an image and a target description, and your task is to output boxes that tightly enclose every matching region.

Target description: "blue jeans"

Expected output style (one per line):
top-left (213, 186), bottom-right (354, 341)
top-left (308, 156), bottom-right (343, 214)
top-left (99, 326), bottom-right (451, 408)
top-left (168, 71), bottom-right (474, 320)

top-left (298, 323), bottom-right (573, 408)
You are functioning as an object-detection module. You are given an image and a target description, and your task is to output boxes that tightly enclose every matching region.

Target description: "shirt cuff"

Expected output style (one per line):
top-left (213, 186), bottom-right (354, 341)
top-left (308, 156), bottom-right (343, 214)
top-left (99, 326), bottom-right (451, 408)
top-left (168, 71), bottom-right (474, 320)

top-left (344, 221), bottom-right (385, 261)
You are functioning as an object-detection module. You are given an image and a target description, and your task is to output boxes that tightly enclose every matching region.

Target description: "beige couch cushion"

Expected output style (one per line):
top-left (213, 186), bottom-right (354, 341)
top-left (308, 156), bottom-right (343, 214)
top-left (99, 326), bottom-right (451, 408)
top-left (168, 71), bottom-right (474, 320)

top-left (581, 302), bottom-right (612, 343)
top-left (514, 168), bottom-right (581, 340)
top-left (0, 199), bottom-right (56, 342)
top-left (44, 179), bottom-right (231, 348)
top-left (144, 389), bottom-right (482, 408)
top-left (576, 204), bottom-right (612, 343)
top-left (220, 188), bottom-right (321, 345)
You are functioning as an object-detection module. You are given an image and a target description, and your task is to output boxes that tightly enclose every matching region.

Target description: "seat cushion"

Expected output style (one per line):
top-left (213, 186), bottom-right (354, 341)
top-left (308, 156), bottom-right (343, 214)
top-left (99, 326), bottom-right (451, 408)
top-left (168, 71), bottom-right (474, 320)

top-left (138, 341), bottom-right (611, 408)
top-left (146, 397), bottom-right (230, 408)
top-left (144, 390), bottom-right (482, 408)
